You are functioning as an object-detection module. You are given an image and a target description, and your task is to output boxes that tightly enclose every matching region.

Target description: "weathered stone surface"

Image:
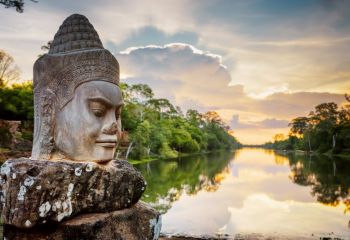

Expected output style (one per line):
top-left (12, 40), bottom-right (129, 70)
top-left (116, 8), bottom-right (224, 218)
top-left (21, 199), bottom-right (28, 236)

top-left (32, 13), bottom-right (121, 162)
top-left (0, 158), bottom-right (146, 228)
top-left (4, 201), bottom-right (162, 240)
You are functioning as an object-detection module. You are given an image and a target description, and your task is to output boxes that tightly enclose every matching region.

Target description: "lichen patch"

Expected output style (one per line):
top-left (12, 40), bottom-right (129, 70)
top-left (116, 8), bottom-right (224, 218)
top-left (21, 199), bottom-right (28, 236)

top-left (1, 163), bottom-right (12, 175)
top-left (56, 183), bottom-right (74, 222)
top-left (86, 163), bottom-right (94, 172)
top-left (25, 220), bottom-right (32, 227)
top-left (39, 201), bottom-right (51, 217)
top-left (17, 185), bottom-right (27, 201)
top-left (74, 167), bottom-right (82, 176)
top-left (24, 177), bottom-right (35, 187)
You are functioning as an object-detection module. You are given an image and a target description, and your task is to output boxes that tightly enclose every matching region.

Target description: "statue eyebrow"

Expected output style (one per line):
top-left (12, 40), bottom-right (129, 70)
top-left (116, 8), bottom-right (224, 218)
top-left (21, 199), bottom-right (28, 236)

top-left (88, 97), bottom-right (124, 107)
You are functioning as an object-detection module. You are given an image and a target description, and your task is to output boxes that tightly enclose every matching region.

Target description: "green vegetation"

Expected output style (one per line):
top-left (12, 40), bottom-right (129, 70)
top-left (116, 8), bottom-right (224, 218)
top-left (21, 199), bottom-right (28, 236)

top-left (120, 83), bottom-right (241, 160)
top-left (264, 95), bottom-right (350, 156)
top-left (0, 82), bottom-right (34, 155)
top-left (0, 80), bottom-right (241, 159)
top-left (0, 81), bottom-right (34, 120)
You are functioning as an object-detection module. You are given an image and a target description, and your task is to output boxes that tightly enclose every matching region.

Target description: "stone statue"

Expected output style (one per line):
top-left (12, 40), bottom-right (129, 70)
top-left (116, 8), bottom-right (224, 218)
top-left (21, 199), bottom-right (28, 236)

top-left (1, 14), bottom-right (161, 240)
top-left (31, 14), bottom-right (123, 162)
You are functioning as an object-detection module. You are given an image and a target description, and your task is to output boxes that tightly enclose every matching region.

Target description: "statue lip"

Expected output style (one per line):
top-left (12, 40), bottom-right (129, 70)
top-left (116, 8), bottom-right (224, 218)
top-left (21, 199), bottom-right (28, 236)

top-left (95, 139), bottom-right (117, 148)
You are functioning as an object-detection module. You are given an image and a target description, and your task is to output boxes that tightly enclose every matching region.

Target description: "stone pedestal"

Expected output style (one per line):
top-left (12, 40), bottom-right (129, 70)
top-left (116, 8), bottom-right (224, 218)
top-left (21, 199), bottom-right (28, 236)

top-left (4, 201), bottom-right (162, 240)
top-left (1, 158), bottom-right (161, 239)
top-left (0, 158), bottom-right (146, 228)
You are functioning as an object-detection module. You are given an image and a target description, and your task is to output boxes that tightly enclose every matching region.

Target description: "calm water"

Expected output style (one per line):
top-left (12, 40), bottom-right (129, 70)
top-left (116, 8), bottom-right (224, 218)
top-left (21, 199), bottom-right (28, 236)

top-left (134, 148), bottom-right (350, 239)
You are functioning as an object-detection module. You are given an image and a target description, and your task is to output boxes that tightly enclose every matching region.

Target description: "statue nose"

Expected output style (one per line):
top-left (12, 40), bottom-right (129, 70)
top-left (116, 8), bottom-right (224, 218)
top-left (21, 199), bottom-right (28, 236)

top-left (102, 122), bottom-right (119, 135)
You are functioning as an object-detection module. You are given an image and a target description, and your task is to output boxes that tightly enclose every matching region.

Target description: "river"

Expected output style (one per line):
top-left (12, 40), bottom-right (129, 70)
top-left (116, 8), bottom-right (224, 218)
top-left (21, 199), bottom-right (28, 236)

top-left (134, 148), bottom-right (350, 239)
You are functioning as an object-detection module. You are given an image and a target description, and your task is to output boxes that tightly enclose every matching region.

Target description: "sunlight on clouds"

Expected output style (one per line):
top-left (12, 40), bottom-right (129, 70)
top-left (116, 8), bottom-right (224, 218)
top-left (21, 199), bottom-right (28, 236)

top-left (248, 36), bottom-right (350, 48)
top-left (234, 128), bottom-right (290, 145)
top-left (116, 43), bottom-right (345, 144)
top-left (219, 194), bottom-right (347, 237)
top-left (1, 0), bottom-right (349, 144)
top-left (248, 85), bottom-right (290, 99)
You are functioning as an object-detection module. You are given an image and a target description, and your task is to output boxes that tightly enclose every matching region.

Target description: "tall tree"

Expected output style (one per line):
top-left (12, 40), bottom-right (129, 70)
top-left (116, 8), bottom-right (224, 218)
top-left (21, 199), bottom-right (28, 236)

top-left (310, 102), bottom-right (339, 151)
top-left (289, 116), bottom-right (312, 151)
top-left (0, 50), bottom-right (20, 87)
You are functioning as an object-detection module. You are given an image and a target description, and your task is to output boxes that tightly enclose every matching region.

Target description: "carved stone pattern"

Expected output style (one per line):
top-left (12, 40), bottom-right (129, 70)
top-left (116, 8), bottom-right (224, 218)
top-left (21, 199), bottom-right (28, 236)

top-left (49, 14), bottom-right (103, 54)
top-left (53, 52), bottom-right (119, 108)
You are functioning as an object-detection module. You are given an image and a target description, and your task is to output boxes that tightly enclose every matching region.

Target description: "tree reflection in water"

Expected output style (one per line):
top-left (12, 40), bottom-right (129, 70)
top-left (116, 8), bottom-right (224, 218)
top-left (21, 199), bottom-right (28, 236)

top-left (134, 151), bottom-right (235, 213)
top-left (276, 151), bottom-right (350, 213)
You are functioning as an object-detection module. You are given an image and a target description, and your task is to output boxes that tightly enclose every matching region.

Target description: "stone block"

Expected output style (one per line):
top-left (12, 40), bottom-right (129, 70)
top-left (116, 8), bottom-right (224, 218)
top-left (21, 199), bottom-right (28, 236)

top-left (4, 201), bottom-right (162, 240)
top-left (0, 158), bottom-right (146, 228)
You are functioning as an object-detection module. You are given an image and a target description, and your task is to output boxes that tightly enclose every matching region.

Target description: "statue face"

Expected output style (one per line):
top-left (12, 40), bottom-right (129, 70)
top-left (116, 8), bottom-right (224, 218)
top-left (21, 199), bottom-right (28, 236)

top-left (54, 81), bottom-right (123, 162)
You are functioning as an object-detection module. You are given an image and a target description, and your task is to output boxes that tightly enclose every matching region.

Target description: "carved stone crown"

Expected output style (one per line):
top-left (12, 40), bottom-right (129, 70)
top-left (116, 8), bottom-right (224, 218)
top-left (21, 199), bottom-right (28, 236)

top-left (49, 14), bottom-right (103, 54)
top-left (34, 13), bottom-right (119, 109)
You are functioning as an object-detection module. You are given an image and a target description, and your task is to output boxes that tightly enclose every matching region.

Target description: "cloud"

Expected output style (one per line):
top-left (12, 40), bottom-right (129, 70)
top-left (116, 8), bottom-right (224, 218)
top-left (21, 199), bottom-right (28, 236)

top-left (2, 0), bottom-right (349, 143)
top-left (105, 26), bottom-right (199, 54)
top-left (256, 92), bottom-right (346, 118)
top-left (230, 115), bottom-right (289, 129)
top-left (0, 0), bottom-right (201, 80)
top-left (117, 43), bottom-right (238, 109)
top-left (2, 0), bottom-right (350, 96)
top-left (116, 43), bottom-right (347, 144)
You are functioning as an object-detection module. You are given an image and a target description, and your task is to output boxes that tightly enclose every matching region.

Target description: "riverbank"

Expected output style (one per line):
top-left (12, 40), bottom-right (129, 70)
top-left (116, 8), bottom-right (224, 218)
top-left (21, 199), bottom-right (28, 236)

top-left (263, 147), bottom-right (350, 159)
top-left (129, 149), bottom-right (237, 165)
top-left (160, 234), bottom-right (338, 240)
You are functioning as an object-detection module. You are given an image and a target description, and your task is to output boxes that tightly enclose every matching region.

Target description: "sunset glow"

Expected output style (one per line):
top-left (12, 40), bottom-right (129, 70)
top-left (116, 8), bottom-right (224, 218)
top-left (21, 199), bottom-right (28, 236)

top-left (1, 0), bottom-right (349, 144)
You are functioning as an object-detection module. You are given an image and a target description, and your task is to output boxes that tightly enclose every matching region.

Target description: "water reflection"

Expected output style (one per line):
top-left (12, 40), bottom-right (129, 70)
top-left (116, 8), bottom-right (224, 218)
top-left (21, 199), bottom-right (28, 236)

top-left (278, 151), bottom-right (350, 213)
top-left (134, 148), bottom-right (350, 239)
top-left (134, 151), bottom-right (234, 213)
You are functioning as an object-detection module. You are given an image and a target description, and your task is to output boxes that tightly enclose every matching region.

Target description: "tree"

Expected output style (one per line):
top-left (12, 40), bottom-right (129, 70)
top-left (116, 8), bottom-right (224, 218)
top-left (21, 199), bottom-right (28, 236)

top-left (309, 102), bottom-right (339, 152)
top-left (186, 109), bottom-right (203, 127)
top-left (0, 50), bottom-right (20, 87)
top-left (289, 116), bottom-right (312, 151)
top-left (339, 94), bottom-right (350, 124)
top-left (129, 84), bottom-right (154, 104)
top-left (38, 40), bottom-right (52, 57)
top-left (0, 0), bottom-right (37, 13)
top-left (130, 120), bottom-right (151, 159)
top-left (146, 98), bottom-right (177, 119)
top-left (202, 111), bottom-right (225, 127)
top-left (310, 102), bottom-right (338, 124)
top-left (0, 81), bottom-right (34, 120)
top-left (273, 133), bottom-right (285, 142)
top-left (289, 117), bottom-right (309, 136)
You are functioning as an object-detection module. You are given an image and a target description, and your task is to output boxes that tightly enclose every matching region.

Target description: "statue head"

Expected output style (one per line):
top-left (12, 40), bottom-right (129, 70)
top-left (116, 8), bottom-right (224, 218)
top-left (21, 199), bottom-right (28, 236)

top-left (31, 14), bottom-right (123, 162)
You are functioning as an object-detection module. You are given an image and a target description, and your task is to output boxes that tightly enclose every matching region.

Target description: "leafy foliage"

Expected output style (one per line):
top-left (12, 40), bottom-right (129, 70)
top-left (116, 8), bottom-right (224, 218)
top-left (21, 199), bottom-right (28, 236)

top-left (0, 0), bottom-right (37, 13)
top-left (265, 95), bottom-right (350, 155)
top-left (0, 81), bottom-right (33, 120)
top-left (120, 83), bottom-right (241, 160)
top-left (0, 80), bottom-right (241, 160)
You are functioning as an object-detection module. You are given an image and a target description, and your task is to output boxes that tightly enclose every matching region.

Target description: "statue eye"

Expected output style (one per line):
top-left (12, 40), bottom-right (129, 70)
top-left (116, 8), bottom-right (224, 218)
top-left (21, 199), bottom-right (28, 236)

top-left (92, 108), bottom-right (105, 117)
top-left (89, 101), bottom-right (107, 117)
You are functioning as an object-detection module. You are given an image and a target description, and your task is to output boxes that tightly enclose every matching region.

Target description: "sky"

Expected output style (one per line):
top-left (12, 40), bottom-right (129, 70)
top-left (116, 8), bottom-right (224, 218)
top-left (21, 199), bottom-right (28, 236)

top-left (1, 0), bottom-right (349, 144)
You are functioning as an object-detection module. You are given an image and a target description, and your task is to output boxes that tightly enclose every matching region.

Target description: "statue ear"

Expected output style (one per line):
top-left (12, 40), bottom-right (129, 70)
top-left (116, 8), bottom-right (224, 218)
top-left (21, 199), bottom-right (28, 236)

top-left (31, 88), bottom-right (57, 160)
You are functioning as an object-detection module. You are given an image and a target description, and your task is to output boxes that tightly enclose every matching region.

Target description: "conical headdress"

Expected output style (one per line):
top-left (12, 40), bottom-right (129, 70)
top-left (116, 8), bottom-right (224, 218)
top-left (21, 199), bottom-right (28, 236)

top-left (32, 14), bottom-right (120, 160)
top-left (49, 14), bottom-right (103, 54)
